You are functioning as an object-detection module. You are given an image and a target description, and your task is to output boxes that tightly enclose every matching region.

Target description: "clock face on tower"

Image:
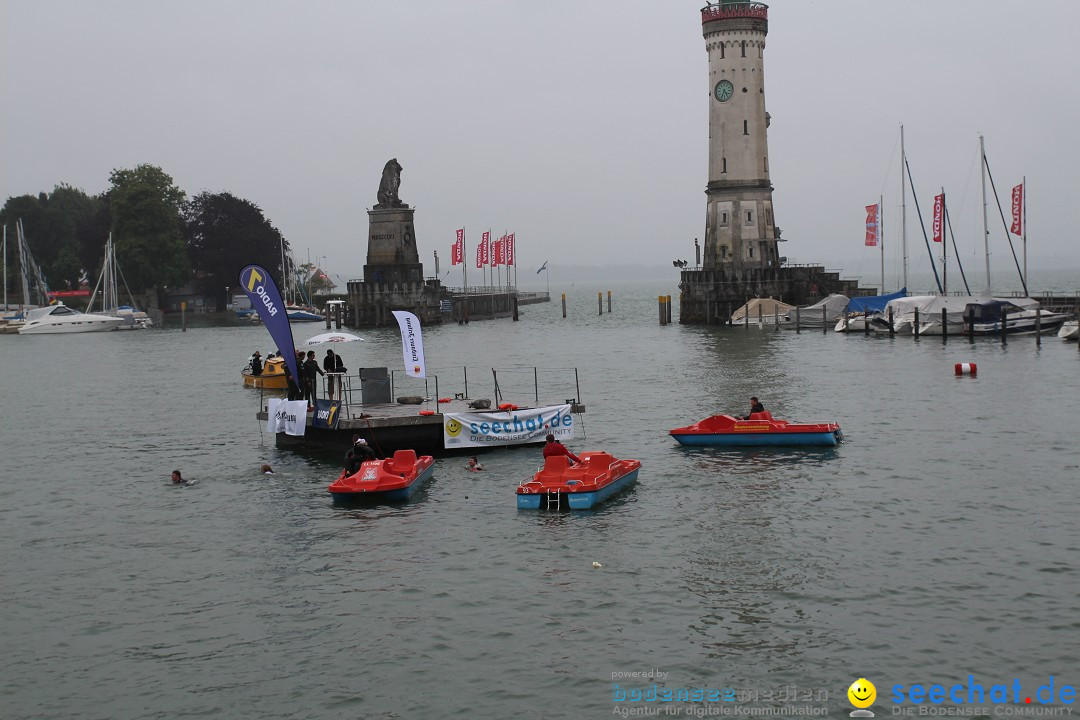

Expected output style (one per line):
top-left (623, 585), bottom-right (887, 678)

top-left (714, 80), bottom-right (734, 102)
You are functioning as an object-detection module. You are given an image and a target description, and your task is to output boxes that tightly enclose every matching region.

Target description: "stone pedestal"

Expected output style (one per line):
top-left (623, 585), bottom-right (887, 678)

top-left (347, 205), bottom-right (445, 327)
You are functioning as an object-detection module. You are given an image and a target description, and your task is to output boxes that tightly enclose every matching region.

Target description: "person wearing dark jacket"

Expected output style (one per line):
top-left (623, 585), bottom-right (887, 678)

top-left (740, 396), bottom-right (765, 420)
top-left (302, 350), bottom-right (324, 404)
top-left (250, 351), bottom-right (263, 376)
top-left (284, 355), bottom-right (301, 401)
top-left (323, 350), bottom-right (346, 401)
top-left (343, 437), bottom-right (377, 475)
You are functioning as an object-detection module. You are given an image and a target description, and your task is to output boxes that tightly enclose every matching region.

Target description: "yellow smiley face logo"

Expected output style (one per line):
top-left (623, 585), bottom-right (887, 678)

top-left (848, 679), bottom-right (876, 709)
top-left (445, 418), bottom-right (463, 437)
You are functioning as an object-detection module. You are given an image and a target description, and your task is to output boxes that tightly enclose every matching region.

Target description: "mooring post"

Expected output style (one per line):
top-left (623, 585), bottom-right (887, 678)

top-left (181, 300), bottom-right (187, 332)
top-left (324, 305), bottom-right (331, 329)
top-left (464, 366), bottom-right (469, 398)
top-left (336, 303), bottom-right (343, 329)
top-left (513, 296), bottom-right (519, 321)
top-left (562, 293), bottom-right (566, 319)
top-left (863, 311), bottom-right (870, 334)
top-left (942, 308), bottom-right (948, 342)
top-left (1035, 307), bottom-right (1041, 346)
top-left (914, 307), bottom-right (920, 338)
top-left (659, 295), bottom-right (665, 325)
top-left (822, 306), bottom-right (827, 334)
top-left (757, 304), bottom-right (763, 325)
top-left (607, 290), bottom-right (612, 313)
top-left (774, 305), bottom-right (779, 331)
top-left (888, 307), bottom-right (895, 338)
top-left (745, 303), bottom-right (749, 328)
top-left (795, 306), bottom-right (801, 334)
top-left (843, 314), bottom-right (849, 333)
top-left (598, 292), bottom-right (602, 316)
top-left (534, 367), bottom-right (539, 405)
top-left (667, 295), bottom-right (672, 324)
top-left (1001, 308), bottom-right (1008, 344)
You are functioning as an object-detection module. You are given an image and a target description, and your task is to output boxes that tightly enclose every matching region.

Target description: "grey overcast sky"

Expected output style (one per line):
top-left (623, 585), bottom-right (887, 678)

top-left (2, 0), bottom-right (1078, 282)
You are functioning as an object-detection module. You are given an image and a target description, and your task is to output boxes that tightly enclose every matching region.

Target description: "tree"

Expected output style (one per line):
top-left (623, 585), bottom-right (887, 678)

top-left (106, 164), bottom-right (189, 292)
top-left (186, 191), bottom-right (290, 311)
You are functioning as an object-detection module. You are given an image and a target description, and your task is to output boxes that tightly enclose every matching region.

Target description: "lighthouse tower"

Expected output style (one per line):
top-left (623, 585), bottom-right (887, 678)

top-left (701, 1), bottom-right (778, 271)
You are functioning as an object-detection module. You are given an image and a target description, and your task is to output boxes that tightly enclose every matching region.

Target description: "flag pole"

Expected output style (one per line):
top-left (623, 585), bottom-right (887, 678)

top-left (941, 188), bottom-right (947, 296)
top-left (879, 194), bottom-right (885, 293)
top-left (1022, 176), bottom-right (1027, 291)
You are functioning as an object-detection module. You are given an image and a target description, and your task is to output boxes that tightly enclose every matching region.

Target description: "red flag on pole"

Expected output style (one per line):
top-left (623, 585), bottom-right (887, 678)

top-left (1010, 182), bottom-right (1023, 236)
top-left (932, 194), bottom-right (944, 243)
top-left (506, 233), bottom-right (515, 266)
top-left (477, 231), bottom-right (489, 267)
top-left (493, 235), bottom-right (505, 266)
top-left (451, 228), bottom-right (464, 265)
top-left (864, 204), bottom-right (879, 247)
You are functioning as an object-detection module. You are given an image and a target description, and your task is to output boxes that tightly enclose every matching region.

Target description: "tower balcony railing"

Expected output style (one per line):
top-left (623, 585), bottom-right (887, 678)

top-left (701, 2), bottom-right (768, 24)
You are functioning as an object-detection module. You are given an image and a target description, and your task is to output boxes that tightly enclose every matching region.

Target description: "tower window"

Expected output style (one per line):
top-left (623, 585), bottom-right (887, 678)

top-left (743, 120), bottom-right (748, 135)
top-left (741, 41), bottom-right (746, 57)
top-left (749, 245), bottom-right (754, 259)
top-left (746, 211), bottom-right (753, 225)
top-left (722, 157), bottom-right (727, 174)
top-left (721, 245), bottom-right (728, 259)
top-left (721, 212), bottom-right (728, 225)
top-left (720, 44), bottom-right (725, 59)
top-left (764, 156), bottom-right (768, 172)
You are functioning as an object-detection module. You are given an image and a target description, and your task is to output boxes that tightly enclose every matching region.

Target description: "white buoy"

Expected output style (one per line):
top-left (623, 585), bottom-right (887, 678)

top-left (592, 561), bottom-right (602, 568)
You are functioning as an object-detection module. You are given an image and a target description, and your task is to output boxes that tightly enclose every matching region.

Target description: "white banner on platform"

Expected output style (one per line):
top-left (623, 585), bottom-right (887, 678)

top-left (391, 310), bottom-right (426, 378)
top-left (442, 404), bottom-right (574, 449)
top-left (267, 399), bottom-right (308, 436)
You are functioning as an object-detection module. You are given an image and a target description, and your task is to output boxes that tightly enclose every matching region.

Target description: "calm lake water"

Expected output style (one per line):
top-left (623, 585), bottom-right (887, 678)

top-left (1, 281), bottom-right (1078, 719)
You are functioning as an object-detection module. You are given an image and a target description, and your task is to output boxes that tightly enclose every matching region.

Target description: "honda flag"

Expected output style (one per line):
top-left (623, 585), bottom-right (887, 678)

top-left (864, 204), bottom-right (879, 247)
top-left (932, 193), bottom-right (944, 243)
top-left (506, 233), bottom-right (515, 266)
top-left (477, 230), bottom-right (489, 268)
top-left (451, 228), bottom-right (464, 265)
top-left (493, 235), bottom-right (505, 266)
top-left (1010, 182), bottom-right (1023, 236)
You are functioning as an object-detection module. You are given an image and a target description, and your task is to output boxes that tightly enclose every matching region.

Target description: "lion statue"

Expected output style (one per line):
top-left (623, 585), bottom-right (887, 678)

top-left (376, 158), bottom-right (405, 207)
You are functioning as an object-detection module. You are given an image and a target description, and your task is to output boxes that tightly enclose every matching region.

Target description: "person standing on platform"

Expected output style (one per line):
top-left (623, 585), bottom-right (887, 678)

top-left (249, 351), bottom-right (263, 376)
top-left (324, 349), bottom-right (346, 401)
top-left (284, 358), bottom-right (300, 401)
top-left (303, 350), bottom-right (325, 405)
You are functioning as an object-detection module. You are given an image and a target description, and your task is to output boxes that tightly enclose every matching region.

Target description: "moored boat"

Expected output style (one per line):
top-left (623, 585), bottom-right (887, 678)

top-left (241, 355), bottom-right (289, 389)
top-left (669, 412), bottom-right (842, 447)
top-left (286, 304), bottom-right (323, 322)
top-left (18, 303), bottom-right (125, 334)
top-left (1059, 320), bottom-right (1079, 341)
top-left (516, 451), bottom-right (641, 510)
top-left (328, 449), bottom-right (435, 502)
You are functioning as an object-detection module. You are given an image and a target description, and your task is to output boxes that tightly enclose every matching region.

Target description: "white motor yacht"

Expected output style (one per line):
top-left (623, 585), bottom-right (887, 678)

top-left (18, 303), bottom-right (125, 334)
top-left (1059, 320), bottom-right (1079, 341)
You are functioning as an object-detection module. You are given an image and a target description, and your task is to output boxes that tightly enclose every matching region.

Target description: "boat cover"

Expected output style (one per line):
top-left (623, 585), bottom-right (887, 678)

top-left (847, 288), bottom-right (907, 314)
top-left (784, 294), bottom-right (850, 325)
top-left (730, 297), bottom-right (796, 323)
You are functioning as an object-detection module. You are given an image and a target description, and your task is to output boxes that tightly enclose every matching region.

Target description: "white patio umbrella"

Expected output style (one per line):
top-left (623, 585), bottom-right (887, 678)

top-left (302, 331), bottom-right (364, 346)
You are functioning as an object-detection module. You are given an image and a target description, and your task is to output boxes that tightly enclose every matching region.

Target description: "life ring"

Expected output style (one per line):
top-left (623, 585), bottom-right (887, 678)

top-left (498, 403), bottom-right (519, 411)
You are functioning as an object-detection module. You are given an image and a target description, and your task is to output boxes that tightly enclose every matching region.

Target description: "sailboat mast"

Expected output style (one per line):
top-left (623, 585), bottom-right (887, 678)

top-left (18, 220), bottom-right (31, 307)
top-left (879, 194), bottom-right (885, 292)
top-left (900, 124), bottom-right (908, 292)
top-left (2, 224), bottom-right (6, 311)
top-left (979, 134), bottom-right (991, 294)
top-left (279, 234), bottom-right (288, 305)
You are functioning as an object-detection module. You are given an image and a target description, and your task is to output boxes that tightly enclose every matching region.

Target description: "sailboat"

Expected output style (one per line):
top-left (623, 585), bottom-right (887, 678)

top-left (2, 220), bottom-right (52, 333)
top-left (85, 233), bottom-right (153, 329)
top-left (916, 136), bottom-right (1068, 336)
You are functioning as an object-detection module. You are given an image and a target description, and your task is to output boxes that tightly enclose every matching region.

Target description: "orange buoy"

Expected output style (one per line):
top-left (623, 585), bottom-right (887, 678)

top-left (437, 397), bottom-right (451, 403)
top-left (954, 362), bottom-right (977, 376)
top-left (418, 410), bottom-right (436, 416)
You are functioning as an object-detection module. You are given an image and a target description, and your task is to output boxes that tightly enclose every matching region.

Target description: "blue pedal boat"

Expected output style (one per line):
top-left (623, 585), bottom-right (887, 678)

top-left (516, 451), bottom-right (641, 510)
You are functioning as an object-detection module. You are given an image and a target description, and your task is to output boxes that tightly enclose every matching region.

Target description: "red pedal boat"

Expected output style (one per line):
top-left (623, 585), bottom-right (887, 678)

top-left (516, 451), bottom-right (641, 510)
top-left (328, 449), bottom-right (435, 502)
top-left (669, 412), bottom-right (843, 447)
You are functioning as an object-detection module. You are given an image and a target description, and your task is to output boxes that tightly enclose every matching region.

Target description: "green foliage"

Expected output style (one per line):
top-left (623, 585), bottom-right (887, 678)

top-left (107, 164), bottom-right (189, 292)
top-left (0, 185), bottom-right (102, 292)
top-left (186, 191), bottom-right (290, 311)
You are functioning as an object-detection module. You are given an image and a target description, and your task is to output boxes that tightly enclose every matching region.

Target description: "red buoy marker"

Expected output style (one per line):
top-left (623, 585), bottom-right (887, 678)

top-left (954, 362), bottom-right (977, 376)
